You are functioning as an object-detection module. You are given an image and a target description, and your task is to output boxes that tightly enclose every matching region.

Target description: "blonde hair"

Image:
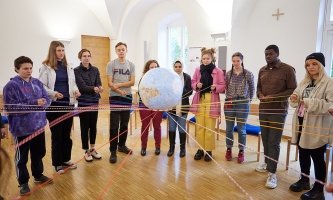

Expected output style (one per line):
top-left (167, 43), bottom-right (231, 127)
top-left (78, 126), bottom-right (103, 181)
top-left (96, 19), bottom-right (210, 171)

top-left (42, 41), bottom-right (68, 70)
top-left (302, 60), bottom-right (328, 85)
top-left (201, 47), bottom-right (217, 63)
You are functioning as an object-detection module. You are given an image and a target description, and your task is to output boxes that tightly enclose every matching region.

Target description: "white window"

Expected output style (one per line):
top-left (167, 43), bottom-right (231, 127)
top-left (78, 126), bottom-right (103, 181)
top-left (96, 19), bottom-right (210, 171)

top-left (168, 26), bottom-right (188, 72)
top-left (322, 0), bottom-right (333, 76)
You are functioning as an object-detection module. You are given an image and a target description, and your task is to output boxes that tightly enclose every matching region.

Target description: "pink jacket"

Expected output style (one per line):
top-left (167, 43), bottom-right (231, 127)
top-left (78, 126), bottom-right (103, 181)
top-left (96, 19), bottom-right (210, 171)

top-left (189, 67), bottom-right (226, 118)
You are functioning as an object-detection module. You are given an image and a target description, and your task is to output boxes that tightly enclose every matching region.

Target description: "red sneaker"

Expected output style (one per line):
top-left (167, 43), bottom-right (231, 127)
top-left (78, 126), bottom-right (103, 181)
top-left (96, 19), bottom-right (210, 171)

top-left (225, 149), bottom-right (232, 161)
top-left (237, 152), bottom-right (244, 163)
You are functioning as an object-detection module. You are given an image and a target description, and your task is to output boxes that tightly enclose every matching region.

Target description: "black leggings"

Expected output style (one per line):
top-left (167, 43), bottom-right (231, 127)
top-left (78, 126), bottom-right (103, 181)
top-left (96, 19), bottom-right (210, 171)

top-left (78, 102), bottom-right (99, 149)
top-left (298, 117), bottom-right (326, 190)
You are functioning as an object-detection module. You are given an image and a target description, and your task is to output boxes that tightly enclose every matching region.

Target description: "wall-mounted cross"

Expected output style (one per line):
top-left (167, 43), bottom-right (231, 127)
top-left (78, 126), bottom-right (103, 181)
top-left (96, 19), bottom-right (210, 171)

top-left (272, 8), bottom-right (284, 20)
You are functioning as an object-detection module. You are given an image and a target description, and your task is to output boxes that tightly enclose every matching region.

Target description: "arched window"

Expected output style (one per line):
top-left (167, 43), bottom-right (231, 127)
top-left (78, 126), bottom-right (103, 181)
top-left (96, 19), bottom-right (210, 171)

top-left (168, 26), bottom-right (188, 72)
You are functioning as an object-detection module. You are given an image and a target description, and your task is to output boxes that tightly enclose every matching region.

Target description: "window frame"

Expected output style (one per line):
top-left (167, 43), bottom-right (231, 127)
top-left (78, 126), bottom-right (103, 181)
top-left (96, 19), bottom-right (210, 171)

top-left (322, 0), bottom-right (333, 76)
top-left (167, 25), bottom-right (188, 72)
top-left (327, 0), bottom-right (333, 25)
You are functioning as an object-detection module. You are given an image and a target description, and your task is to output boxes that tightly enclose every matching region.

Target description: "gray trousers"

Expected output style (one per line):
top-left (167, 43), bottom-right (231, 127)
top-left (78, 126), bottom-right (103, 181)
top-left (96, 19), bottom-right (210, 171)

top-left (259, 113), bottom-right (287, 173)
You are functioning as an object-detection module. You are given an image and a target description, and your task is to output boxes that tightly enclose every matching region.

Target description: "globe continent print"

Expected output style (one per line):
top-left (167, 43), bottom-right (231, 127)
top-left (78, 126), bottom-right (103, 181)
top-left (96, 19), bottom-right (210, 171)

top-left (139, 68), bottom-right (183, 110)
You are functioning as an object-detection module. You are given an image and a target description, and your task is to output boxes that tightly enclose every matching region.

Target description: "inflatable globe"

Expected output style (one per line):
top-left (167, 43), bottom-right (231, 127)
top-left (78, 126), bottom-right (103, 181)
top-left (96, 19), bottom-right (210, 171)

top-left (139, 68), bottom-right (183, 110)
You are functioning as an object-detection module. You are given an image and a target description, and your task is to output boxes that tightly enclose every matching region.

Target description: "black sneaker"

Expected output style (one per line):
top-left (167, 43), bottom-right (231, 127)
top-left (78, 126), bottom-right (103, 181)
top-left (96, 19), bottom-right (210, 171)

top-left (109, 151), bottom-right (117, 163)
top-left (55, 166), bottom-right (64, 174)
top-left (194, 149), bottom-right (204, 160)
top-left (118, 145), bottom-right (132, 154)
top-left (289, 176), bottom-right (310, 192)
top-left (34, 175), bottom-right (53, 184)
top-left (19, 183), bottom-right (30, 196)
top-left (204, 151), bottom-right (212, 162)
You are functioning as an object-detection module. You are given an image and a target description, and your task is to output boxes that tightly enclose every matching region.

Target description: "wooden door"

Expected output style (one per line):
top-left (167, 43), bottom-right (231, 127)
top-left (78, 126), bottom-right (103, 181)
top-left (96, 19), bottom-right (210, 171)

top-left (81, 35), bottom-right (110, 103)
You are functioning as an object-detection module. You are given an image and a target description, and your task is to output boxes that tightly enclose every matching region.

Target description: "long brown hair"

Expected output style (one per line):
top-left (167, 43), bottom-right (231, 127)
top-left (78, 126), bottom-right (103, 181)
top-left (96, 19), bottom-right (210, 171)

top-left (228, 52), bottom-right (246, 86)
top-left (42, 41), bottom-right (68, 70)
top-left (142, 60), bottom-right (160, 75)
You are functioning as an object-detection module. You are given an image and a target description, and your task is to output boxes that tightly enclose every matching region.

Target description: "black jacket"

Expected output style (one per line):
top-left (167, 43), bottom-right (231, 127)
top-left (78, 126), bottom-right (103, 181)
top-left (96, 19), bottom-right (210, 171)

top-left (74, 63), bottom-right (102, 102)
top-left (168, 72), bottom-right (193, 116)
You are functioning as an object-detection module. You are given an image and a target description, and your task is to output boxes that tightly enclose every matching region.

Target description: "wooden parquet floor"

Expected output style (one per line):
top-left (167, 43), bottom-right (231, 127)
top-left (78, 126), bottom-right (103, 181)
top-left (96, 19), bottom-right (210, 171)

top-left (1, 110), bottom-right (333, 200)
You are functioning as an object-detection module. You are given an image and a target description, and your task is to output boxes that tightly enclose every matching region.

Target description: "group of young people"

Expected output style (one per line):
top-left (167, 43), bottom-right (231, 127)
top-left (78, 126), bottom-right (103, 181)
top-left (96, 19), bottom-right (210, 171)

top-left (134, 44), bottom-right (333, 200)
top-left (0, 41), bottom-right (106, 196)
top-left (251, 46), bottom-right (333, 200)
top-left (1, 40), bottom-right (333, 200)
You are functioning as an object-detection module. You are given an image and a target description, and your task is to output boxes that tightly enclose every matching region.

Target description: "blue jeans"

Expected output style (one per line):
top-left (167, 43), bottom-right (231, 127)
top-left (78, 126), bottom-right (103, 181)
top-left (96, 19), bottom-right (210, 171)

top-left (168, 114), bottom-right (188, 133)
top-left (224, 99), bottom-right (249, 150)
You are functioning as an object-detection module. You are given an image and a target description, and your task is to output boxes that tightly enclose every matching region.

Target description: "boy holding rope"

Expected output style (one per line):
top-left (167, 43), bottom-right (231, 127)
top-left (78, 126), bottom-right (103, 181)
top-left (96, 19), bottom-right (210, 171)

top-left (3, 56), bottom-right (52, 196)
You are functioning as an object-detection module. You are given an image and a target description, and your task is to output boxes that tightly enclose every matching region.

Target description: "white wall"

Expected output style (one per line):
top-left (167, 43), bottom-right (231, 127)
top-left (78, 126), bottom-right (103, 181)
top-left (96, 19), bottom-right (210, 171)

top-left (113, 0), bottom-right (233, 85)
top-left (0, 0), bottom-right (109, 89)
top-left (230, 0), bottom-right (323, 136)
top-left (135, 1), bottom-right (181, 81)
top-left (231, 0), bottom-right (321, 85)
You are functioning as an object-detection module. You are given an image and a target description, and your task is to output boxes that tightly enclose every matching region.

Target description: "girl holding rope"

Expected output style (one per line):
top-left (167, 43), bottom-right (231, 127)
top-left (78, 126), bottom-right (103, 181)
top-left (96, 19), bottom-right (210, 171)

top-left (289, 53), bottom-right (333, 200)
top-left (39, 41), bottom-right (81, 174)
top-left (224, 52), bottom-right (255, 163)
top-left (166, 60), bottom-right (192, 158)
top-left (190, 47), bottom-right (225, 162)
top-left (74, 49), bottom-right (104, 162)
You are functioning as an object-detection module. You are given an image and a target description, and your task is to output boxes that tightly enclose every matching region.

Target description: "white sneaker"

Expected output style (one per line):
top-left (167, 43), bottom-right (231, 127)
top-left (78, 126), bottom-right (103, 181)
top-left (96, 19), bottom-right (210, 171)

top-left (255, 163), bottom-right (267, 172)
top-left (85, 150), bottom-right (93, 162)
top-left (265, 172), bottom-right (277, 189)
top-left (63, 161), bottom-right (77, 169)
top-left (90, 149), bottom-right (102, 159)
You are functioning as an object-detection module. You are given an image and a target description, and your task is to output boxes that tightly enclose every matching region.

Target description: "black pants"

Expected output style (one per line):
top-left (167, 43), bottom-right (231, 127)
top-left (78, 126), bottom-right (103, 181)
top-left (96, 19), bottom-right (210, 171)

top-left (14, 132), bottom-right (46, 185)
top-left (109, 95), bottom-right (132, 152)
top-left (297, 117), bottom-right (326, 190)
top-left (46, 99), bottom-right (73, 166)
top-left (78, 101), bottom-right (99, 150)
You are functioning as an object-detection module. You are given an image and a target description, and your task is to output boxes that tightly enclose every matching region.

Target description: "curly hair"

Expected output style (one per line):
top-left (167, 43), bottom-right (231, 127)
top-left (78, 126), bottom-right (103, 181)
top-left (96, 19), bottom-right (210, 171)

top-left (201, 47), bottom-right (217, 63)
